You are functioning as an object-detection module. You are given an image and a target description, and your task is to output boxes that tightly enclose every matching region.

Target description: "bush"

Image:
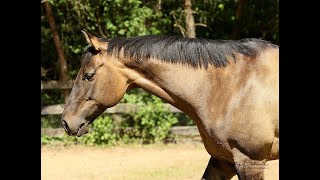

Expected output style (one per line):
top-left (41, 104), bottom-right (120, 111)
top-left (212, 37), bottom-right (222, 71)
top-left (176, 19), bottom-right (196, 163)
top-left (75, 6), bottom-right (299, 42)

top-left (41, 115), bottom-right (116, 146)
top-left (81, 115), bottom-right (117, 145)
top-left (120, 90), bottom-right (178, 143)
top-left (130, 96), bottom-right (178, 143)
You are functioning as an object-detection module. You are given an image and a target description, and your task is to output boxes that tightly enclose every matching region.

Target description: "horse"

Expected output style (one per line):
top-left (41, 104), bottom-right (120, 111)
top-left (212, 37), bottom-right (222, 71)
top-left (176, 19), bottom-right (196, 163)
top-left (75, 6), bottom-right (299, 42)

top-left (61, 30), bottom-right (279, 180)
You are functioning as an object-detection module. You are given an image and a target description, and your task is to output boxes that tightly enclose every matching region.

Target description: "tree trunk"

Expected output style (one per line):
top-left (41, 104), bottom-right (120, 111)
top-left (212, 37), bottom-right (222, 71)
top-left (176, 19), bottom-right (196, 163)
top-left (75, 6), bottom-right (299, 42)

top-left (184, 0), bottom-right (196, 38)
top-left (231, 0), bottom-right (247, 39)
top-left (44, 2), bottom-right (70, 101)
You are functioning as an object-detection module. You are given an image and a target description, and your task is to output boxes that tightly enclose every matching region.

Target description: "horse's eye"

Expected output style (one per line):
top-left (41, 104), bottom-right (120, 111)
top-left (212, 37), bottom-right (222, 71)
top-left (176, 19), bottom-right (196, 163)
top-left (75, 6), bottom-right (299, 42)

top-left (83, 73), bottom-right (94, 80)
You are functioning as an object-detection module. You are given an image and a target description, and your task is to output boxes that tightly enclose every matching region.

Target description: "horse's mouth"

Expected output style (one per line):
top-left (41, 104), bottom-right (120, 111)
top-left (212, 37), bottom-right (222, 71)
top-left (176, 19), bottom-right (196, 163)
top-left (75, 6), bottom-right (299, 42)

top-left (76, 123), bottom-right (89, 137)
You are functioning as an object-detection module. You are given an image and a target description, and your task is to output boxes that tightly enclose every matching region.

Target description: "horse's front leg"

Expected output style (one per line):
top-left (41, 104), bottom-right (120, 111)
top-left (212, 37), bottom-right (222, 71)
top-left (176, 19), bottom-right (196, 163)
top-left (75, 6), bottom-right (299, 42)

top-left (201, 157), bottom-right (237, 180)
top-left (232, 148), bottom-right (267, 180)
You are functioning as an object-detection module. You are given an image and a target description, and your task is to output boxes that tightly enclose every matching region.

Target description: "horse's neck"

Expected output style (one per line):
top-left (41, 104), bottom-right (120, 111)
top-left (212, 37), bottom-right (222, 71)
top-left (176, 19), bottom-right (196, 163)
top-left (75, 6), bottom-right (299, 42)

top-left (129, 60), bottom-right (210, 120)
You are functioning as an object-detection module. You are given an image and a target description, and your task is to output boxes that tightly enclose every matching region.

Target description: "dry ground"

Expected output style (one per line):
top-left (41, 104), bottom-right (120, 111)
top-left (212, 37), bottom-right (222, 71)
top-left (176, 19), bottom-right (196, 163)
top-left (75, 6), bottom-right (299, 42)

top-left (41, 144), bottom-right (278, 180)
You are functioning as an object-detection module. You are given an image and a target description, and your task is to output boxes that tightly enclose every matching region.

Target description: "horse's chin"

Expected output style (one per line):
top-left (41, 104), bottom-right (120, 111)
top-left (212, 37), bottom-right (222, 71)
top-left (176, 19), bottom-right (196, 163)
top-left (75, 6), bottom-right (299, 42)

top-left (76, 124), bottom-right (89, 137)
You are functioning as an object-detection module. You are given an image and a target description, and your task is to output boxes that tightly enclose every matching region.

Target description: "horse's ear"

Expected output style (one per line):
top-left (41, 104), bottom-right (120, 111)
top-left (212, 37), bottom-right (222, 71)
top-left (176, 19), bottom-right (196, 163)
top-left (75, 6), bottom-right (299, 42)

top-left (81, 30), bottom-right (106, 51)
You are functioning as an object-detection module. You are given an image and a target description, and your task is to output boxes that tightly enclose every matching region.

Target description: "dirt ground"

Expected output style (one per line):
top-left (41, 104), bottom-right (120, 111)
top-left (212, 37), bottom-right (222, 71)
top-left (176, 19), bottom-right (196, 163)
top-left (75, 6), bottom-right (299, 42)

top-left (41, 144), bottom-right (278, 180)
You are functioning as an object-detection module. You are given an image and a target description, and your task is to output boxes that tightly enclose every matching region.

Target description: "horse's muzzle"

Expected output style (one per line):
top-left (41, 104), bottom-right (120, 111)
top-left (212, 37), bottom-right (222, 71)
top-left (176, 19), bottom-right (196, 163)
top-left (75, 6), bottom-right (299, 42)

top-left (61, 120), bottom-right (73, 135)
top-left (76, 123), bottom-right (89, 137)
top-left (61, 120), bottom-right (89, 136)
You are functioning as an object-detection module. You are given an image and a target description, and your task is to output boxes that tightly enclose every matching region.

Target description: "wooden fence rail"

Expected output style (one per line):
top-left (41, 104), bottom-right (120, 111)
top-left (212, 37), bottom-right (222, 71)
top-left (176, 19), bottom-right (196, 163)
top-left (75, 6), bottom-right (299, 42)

top-left (41, 80), bottom-right (182, 115)
top-left (41, 80), bottom-right (74, 90)
top-left (42, 126), bottom-right (200, 137)
top-left (41, 103), bottom-right (182, 116)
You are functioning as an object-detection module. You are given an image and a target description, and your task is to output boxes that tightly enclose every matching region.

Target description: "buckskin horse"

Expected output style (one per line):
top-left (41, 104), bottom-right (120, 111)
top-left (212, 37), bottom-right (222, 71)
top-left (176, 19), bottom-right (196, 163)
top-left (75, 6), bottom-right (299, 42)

top-left (61, 30), bottom-right (279, 180)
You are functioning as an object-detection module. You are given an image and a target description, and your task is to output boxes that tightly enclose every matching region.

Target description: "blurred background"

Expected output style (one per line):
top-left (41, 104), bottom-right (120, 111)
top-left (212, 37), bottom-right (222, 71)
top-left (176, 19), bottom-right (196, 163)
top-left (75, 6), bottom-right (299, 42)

top-left (41, 0), bottom-right (278, 179)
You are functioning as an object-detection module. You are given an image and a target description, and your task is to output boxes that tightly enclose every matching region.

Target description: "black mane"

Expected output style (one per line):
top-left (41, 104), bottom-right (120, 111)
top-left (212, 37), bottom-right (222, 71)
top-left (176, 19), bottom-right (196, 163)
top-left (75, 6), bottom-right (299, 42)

top-left (103, 35), bottom-right (277, 68)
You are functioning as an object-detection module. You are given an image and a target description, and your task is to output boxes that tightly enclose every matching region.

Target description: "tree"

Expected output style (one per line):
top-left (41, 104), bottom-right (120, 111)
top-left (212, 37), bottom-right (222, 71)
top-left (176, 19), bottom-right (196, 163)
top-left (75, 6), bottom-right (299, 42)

top-left (184, 0), bottom-right (196, 38)
top-left (231, 0), bottom-right (247, 39)
top-left (44, 1), bottom-right (70, 101)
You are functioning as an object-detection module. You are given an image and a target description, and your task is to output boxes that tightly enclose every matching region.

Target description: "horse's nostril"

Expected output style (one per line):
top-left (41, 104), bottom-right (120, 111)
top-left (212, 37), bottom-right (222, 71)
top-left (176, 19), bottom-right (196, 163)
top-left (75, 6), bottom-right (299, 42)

top-left (61, 120), bottom-right (70, 133)
top-left (78, 123), bottom-right (85, 131)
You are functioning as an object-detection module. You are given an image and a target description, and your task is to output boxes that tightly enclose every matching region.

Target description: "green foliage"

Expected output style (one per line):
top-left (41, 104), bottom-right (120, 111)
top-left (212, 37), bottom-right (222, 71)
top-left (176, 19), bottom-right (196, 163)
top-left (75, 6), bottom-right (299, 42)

top-left (41, 134), bottom-right (76, 146)
top-left (174, 113), bottom-right (194, 126)
top-left (122, 89), bottom-right (153, 105)
top-left (41, 90), bottom-right (65, 105)
top-left (41, 115), bottom-right (116, 146)
top-left (41, 135), bottom-right (56, 145)
top-left (41, 115), bottom-right (61, 128)
top-left (124, 96), bottom-right (178, 143)
top-left (119, 89), bottom-right (179, 143)
top-left (80, 115), bottom-right (117, 145)
top-left (135, 97), bottom-right (178, 143)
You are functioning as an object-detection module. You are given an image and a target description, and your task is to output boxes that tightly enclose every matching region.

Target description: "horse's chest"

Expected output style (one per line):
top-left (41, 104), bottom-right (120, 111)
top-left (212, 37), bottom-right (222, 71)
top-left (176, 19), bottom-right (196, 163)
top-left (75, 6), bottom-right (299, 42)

top-left (198, 127), bottom-right (234, 162)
